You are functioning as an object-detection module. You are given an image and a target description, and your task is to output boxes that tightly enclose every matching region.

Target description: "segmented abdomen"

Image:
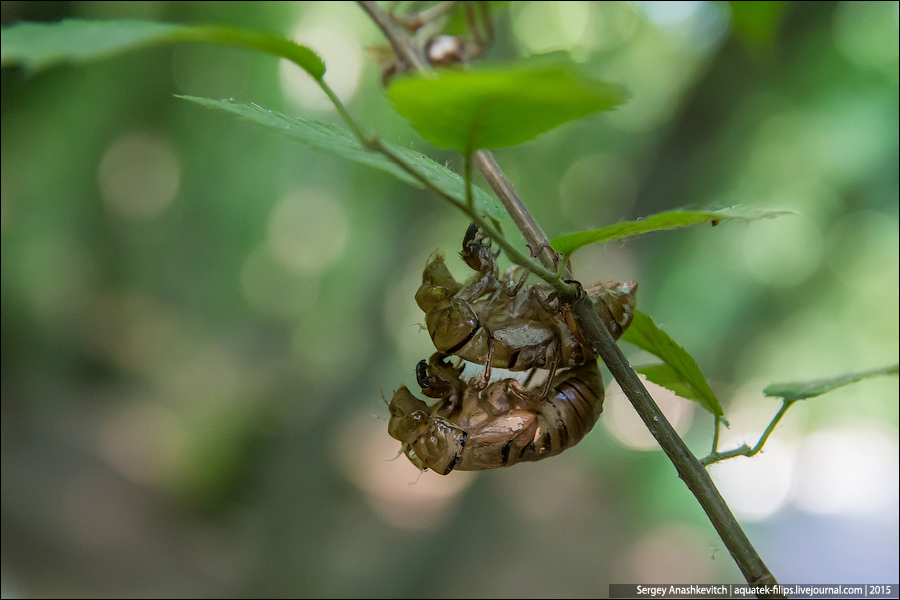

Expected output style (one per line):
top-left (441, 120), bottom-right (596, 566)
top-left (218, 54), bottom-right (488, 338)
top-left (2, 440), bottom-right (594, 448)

top-left (456, 360), bottom-right (604, 470)
top-left (526, 362), bottom-right (604, 461)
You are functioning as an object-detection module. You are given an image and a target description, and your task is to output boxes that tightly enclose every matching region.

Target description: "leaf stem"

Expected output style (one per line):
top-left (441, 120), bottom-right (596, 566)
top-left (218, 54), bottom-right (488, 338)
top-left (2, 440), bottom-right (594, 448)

top-left (569, 292), bottom-right (781, 595)
top-left (475, 150), bottom-right (567, 275)
top-left (366, 137), bottom-right (562, 286)
top-left (702, 401), bottom-right (792, 467)
top-left (555, 252), bottom-right (572, 282)
top-left (358, 0), bottom-right (566, 275)
top-left (317, 79), bottom-right (368, 144)
top-left (314, 61), bottom-right (563, 290)
top-left (712, 414), bottom-right (723, 454)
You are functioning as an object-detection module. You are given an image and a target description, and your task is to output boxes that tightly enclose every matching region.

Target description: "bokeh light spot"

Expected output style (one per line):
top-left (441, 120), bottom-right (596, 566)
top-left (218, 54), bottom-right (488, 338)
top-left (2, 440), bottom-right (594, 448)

top-left (833, 1), bottom-right (900, 72)
top-left (621, 524), bottom-right (716, 583)
top-left (633, 1), bottom-right (730, 50)
top-left (791, 424), bottom-right (899, 519)
top-left (741, 215), bottom-right (824, 287)
top-left (512, 2), bottom-right (585, 55)
top-left (604, 375), bottom-right (694, 450)
top-left (334, 411), bottom-right (475, 531)
top-left (98, 401), bottom-right (187, 486)
top-left (280, 21), bottom-right (362, 111)
top-left (708, 437), bottom-right (794, 522)
top-left (267, 189), bottom-right (349, 275)
top-left (98, 132), bottom-right (180, 220)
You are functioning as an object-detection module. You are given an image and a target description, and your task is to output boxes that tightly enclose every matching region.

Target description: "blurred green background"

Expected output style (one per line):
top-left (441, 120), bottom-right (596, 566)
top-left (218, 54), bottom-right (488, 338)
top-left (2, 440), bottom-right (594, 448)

top-left (2, 1), bottom-right (897, 596)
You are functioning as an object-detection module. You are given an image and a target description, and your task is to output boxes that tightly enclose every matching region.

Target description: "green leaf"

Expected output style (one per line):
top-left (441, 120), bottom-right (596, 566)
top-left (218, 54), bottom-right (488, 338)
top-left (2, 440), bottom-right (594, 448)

top-left (2, 19), bottom-right (187, 69)
top-left (388, 61), bottom-right (626, 152)
top-left (1, 19), bottom-right (325, 79)
top-left (622, 310), bottom-right (723, 416)
top-left (634, 364), bottom-right (698, 402)
top-left (551, 206), bottom-right (796, 255)
top-left (179, 97), bottom-right (505, 221)
top-left (764, 364), bottom-right (899, 403)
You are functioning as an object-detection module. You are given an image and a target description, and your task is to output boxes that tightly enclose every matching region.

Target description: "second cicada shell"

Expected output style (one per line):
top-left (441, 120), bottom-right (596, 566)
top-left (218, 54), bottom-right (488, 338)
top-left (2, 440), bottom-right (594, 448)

top-left (416, 225), bottom-right (637, 372)
top-left (387, 356), bottom-right (605, 475)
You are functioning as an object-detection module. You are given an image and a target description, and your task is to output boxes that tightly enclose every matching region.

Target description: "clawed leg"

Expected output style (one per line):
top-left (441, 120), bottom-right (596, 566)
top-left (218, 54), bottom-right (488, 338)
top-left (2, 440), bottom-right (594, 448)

top-left (461, 223), bottom-right (492, 272)
top-left (505, 267), bottom-right (530, 296)
top-left (472, 335), bottom-right (495, 390)
top-left (525, 242), bottom-right (566, 274)
top-left (505, 379), bottom-right (542, 412)
top-left (536, 288), bottom-right (563, 315)
top-left (416, 353), bottom-right (465, 402)
top-left (538, 342), bottom-right (561, 400)
top-left (522, 366), bottom-right (539, 387)
top-left (459, 224), bottom-right (501, 301)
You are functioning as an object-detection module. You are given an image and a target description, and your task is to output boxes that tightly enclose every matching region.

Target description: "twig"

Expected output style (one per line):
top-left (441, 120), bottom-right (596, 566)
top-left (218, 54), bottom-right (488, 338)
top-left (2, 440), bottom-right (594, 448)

top-left (357, 2), bottom-right (782, 596)
top-left (702, 401), bottom-right (790, 466)
top-left (365, 135), bottom-right (560, 285)
top-left (474, 150), bottom-right (568, 276)
top-left (358, 1), bottom-right (429, 73)
top-left (568, 292), bottom-right (780, 593)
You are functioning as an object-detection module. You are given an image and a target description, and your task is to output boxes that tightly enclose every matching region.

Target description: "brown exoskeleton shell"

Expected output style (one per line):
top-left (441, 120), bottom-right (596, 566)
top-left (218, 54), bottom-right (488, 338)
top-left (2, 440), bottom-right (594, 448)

top-left (387, 355), bottom-right (605, 475)
top-left (416, 225), bottom-right (637, 372)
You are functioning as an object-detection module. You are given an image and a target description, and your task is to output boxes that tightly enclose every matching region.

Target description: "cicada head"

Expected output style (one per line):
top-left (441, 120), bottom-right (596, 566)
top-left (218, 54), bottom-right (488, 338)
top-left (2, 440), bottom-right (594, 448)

top-left (415, 254), bottom-right (463, 313)
top-left (388, 386), bottom-right (430, 444)
top-left (586, 280), bottom-right (637, 340)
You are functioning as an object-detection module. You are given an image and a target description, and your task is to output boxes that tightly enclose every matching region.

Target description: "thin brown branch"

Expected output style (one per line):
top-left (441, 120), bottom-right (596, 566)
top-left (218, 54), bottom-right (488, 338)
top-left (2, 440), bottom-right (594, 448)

top-left (568, 292), bottom-right (781, 595)
top-left (474, 150), bottom-right (567, 275)
top-left (358, 2), bottom-right (782, 596)
top-left (358, 0), bottom-right (429, 73)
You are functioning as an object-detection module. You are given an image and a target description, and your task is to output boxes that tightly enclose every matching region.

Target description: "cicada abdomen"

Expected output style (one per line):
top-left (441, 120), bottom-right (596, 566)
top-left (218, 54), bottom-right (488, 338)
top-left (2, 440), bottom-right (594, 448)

top-left (387, 359), bottom-right (605, 475)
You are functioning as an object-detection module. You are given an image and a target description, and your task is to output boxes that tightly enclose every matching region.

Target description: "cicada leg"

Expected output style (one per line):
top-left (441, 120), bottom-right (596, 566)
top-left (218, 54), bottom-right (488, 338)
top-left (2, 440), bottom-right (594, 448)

top-left (505, 379), bottom-right (539, 410)
top-left (504, 267), bottom-right (530, 297)
top-left (537, 343), bottom-right (561, 400)
top-left (416, 353), bottom-right (465, 408)
top-left (522, 366), bottom-right (540, 387)
top-left (471, 334), bottom-right (495, 391)
top-left (458, 224), bottom-right (500, 302)
top-left (536, 287), bottom-right (563, 315)
top-left (542, 282), bottom-right (591, 359)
